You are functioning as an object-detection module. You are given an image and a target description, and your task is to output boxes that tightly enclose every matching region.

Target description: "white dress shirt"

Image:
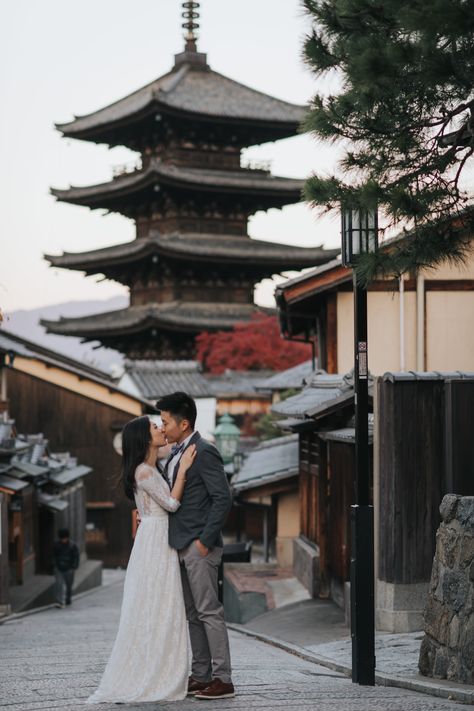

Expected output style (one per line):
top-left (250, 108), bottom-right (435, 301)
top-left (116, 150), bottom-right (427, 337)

top-left (166, 432), bottom-right (194, 487)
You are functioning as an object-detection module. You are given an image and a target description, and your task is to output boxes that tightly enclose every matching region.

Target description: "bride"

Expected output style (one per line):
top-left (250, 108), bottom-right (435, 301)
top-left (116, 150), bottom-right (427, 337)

top-left (87, 415), bottom-right (196, 704)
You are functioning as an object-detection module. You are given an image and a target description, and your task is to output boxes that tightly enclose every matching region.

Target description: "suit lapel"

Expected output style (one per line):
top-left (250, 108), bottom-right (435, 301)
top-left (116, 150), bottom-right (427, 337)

top-left (170, 431), bottom-right (201, 488)
top-left (162, 464), bottom-right (171, 489)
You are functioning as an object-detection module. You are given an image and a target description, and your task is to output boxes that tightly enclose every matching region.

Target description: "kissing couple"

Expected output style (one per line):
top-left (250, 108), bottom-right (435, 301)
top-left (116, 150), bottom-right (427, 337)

top-left (87, 391), bottom-right (234, 704)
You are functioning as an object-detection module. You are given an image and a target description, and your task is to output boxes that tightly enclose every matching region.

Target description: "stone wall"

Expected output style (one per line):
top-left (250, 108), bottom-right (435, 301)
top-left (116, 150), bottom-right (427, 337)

top-left (293, 536), bottom-right (320, 598)
top-left (419, 495), bottom-right (474, 684)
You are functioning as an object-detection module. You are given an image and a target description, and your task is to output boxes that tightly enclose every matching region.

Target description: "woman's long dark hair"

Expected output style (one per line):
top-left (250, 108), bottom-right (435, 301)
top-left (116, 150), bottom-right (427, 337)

top-left (122, 416), bottom-right (151, 501)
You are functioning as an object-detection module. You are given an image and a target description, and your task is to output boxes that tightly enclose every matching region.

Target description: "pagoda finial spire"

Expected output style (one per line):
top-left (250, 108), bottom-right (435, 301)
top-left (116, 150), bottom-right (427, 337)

top-left (181, 1), bottom-right (200, 53)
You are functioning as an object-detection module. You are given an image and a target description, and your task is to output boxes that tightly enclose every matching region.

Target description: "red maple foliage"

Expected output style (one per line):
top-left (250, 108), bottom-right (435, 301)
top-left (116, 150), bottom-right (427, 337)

top-left (195, 313), bottom-right (313, 374)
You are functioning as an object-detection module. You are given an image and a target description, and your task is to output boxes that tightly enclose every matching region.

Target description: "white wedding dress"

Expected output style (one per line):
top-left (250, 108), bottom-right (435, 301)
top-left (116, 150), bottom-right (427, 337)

top-left (87, 463), bottom-right (189, 704)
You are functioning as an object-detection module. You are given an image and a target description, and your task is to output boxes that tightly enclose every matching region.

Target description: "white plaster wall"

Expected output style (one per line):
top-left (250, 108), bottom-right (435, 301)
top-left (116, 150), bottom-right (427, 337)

top-left (196, 397), bottom-right (217, 441)
top-left (117, 372), bottom-right (142, 398)
top-left (426, 292), bottom-right (474, 371)
top-left (421, 251), bottom-right (474, 279)
top-left (337, 290), bottom-right (417, 375)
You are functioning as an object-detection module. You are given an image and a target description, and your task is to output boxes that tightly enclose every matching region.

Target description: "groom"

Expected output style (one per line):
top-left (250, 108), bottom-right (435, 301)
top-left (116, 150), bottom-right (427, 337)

top-left (156, 391), bottom-right (234, 700)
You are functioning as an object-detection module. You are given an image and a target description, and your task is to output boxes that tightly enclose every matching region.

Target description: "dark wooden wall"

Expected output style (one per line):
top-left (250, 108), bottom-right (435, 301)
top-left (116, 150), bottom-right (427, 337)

top-left (299, 427), bottom-right (374, 595)
top-left (299, 432), bottom-right (333, 593)
top-left (8, 369), bottom-right (138, 567)
top-left (0, 493), bottom-right (9, 605)
top-left (327, 442), bottom-right (354, 585)
top-left (377, 377), bottom-right (474, 585)
top-left (299, 433), bottom-right (322, 545)
top-left (445, 380), bottom-right (474, 495)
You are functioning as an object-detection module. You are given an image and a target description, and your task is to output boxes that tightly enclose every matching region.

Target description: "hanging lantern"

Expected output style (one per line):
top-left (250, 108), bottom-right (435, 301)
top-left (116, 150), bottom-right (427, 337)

top-left (341, 206), bottom-right (378, 267)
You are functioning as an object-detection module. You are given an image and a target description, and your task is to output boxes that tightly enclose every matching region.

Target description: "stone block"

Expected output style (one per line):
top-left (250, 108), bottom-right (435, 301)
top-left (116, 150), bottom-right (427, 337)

top-left (433, 647), bottom-right (449, 678)
top-left (436, 526), bottom-right (460, 568)
top-left (430, 556), bottom-right (440, 590)
top-left (448, 614), bottom-right (460, 648)
top-left (376, 580), bottom-right (428, 632)
top-left (222, 576), bottom-right (267, 624)
top-left (418, 635), bottom-right (437, 676)
top-left (433, 565), bottom-right (445, 602)
top-left (442, 570), bottom-right (470, 612)
top-left (423, 598), bottom-right (452, 645)
top-left (439, 494), bottom-right (461, 523)
top-left (456, 497), bottom-right (474, 533)
top-left (293, 536), bottom-right (320, 598)
top-left (458, 614), bottom-right (474, 684)
top-left (459, 536), bottom-right (474, 569)
top-left (447, 654), bottom-right (460, 681)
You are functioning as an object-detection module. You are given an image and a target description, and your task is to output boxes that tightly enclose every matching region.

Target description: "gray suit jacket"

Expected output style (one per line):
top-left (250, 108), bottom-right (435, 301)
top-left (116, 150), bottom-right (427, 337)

top-left (165, 432), bottom-right (232, 551)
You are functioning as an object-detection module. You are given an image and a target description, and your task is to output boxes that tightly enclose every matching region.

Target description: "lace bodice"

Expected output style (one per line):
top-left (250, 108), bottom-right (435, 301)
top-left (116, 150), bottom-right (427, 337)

top-left (134, 463), bottom-right (180, 518)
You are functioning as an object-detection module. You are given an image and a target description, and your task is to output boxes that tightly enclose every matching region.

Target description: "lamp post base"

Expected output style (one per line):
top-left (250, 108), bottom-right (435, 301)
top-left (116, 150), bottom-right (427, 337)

top-left (350, 504), bottom-right (376, 685)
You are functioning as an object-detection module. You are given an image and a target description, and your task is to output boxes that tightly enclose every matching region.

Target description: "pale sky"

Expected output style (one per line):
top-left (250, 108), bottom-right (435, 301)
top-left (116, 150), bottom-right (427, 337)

top-left (0, 0), bottom-right (342, 314)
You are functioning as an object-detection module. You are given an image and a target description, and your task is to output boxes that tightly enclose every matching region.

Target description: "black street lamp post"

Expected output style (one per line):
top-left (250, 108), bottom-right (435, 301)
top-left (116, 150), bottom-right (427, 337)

top-left (341, 205), bottom-right (377, 686)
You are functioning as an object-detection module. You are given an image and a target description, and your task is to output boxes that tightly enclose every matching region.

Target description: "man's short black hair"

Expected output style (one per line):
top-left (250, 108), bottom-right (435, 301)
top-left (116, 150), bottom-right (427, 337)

top-left (58, 528), bottom-right (70, 539)
top-left (156, 391), bottom-right (197, 429)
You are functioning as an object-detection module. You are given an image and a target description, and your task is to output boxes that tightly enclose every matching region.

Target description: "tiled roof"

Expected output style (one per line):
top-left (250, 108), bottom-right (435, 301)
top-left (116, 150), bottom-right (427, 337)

top-left (0, 474), bottom-right (31, 492)
top-left (232, 434), bottom-right (299, 492)
top-left (124, 359), bottom-right (212, 399)
top-left (0, 329), bottom-right (153, 411)
top-left (8, 462), bottom-right (49, 479)
top-left (48, 465), bottom-right (92, 486)
top-left (382, 371), bottom-right (474, 381)
top-left (45, 233), bottom-right (338, 271)
top-left (271, 372), bottom-right (349, 418)
top-left (275, 259), bottom-right (351, 306)
top-left (319, 425), bottom-right (374, 445)
top-left (41, 302), bottom-right (264, 338)
top-left (271, 370), bottom-right (375, 420)
top-left (257, 360), bottom-right (315, 391)
top-left (57, 60), bottom-right (306, 138)
top-left (0, 330), bottom-right (108, 380)
top-left (206, 370), bottom-right (274, 398)
top-left (37, 492), bottom-right (69, 512)
top-left (51, 160), bottom-right (305, 207)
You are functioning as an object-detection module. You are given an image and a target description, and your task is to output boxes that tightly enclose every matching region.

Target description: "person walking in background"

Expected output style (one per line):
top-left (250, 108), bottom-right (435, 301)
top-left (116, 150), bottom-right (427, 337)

top-left (53, 528), bottom-right (79, 608)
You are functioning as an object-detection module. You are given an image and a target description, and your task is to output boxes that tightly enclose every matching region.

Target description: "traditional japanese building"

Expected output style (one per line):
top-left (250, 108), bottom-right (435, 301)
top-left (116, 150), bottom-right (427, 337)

top-left (43, 2), bottom-right (337, 359)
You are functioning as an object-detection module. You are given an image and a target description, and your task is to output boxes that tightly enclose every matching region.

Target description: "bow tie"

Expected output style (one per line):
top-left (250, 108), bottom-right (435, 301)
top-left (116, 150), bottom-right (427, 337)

top-left (170, 442), bottom-right (185, 457)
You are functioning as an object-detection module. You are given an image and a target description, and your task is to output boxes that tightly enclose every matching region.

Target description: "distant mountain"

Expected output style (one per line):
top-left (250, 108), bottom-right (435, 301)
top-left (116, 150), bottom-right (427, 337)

top-left (5, 296), bottom-right (128, 374)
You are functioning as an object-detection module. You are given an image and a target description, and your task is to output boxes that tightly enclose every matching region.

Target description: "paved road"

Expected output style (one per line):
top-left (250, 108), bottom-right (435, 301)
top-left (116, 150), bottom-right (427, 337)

top-left (0, 579), bottom-right (463, 711)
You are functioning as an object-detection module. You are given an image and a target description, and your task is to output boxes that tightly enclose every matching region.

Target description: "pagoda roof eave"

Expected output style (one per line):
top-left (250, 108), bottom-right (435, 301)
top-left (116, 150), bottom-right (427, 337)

top-left (44, 233), bottom-right (340, 272)
top-left (50, 161), bottom-right (305, 207)
top-left (41, 302), bottom-right (272, 339)
top-left (56, 97), bottom-right (305, 145)
top-left (55, 62), bottom-right (307, 143)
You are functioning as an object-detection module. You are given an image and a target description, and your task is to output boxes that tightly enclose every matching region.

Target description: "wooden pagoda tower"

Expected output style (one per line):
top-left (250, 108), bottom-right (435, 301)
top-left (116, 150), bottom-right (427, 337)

top-left (43, 2), bottom-right (337, 359)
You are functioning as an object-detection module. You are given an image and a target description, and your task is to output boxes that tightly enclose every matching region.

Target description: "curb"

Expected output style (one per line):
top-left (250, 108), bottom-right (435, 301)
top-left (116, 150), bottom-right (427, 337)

top-left (0, 576), bottom-right (125, 626)
top-left (227, 623), bottom-right (474, 706)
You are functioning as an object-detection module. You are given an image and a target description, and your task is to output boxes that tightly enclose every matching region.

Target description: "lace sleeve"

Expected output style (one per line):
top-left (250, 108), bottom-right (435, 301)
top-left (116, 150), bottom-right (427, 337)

top-left (135, 465), bottom-right (181, 513)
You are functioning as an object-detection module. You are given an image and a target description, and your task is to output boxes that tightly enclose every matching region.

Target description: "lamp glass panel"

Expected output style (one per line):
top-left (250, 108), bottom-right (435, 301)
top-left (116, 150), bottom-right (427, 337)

top-left (352, 224), bottom-right (361, 257)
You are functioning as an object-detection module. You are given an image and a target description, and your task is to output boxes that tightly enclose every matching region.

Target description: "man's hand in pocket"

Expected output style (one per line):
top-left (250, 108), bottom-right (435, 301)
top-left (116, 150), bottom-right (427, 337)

top-left (195, 539), bottom-right (209, 557)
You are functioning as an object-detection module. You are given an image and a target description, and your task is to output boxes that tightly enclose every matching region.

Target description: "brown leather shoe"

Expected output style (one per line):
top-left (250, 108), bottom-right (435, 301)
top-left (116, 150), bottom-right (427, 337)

top-left (187, 677), bottom-right (210, 695)
top-left (194, 679), bottom-right (235, 699)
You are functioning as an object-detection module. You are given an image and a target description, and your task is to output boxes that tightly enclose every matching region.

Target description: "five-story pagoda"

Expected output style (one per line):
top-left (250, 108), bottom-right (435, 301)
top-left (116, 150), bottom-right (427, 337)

top-left (43, 2), bottom-right (337, 359)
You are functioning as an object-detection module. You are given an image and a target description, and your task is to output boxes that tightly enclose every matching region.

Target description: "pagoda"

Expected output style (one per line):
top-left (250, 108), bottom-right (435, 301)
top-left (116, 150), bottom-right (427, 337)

top-left (43, 2), bottom-right (338, 359)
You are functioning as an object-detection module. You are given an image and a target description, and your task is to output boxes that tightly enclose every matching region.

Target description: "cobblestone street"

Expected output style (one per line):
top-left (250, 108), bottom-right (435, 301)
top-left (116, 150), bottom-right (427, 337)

top-left (0, 578), bottom-right (465, 711)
